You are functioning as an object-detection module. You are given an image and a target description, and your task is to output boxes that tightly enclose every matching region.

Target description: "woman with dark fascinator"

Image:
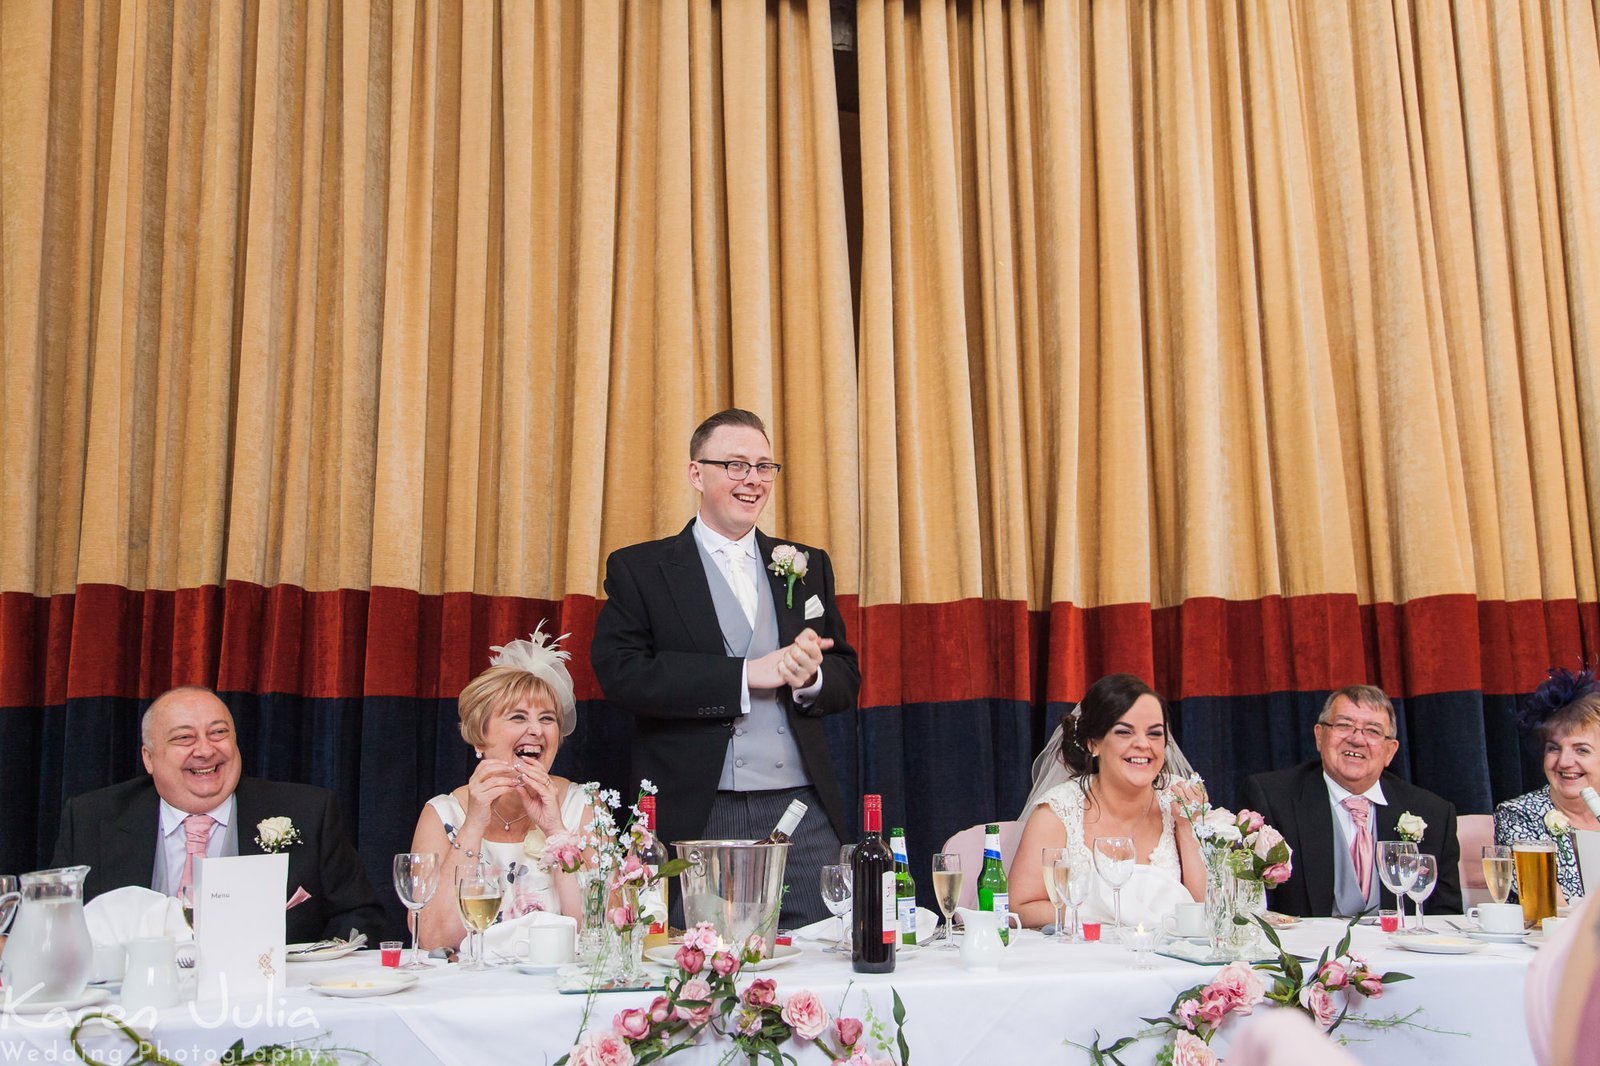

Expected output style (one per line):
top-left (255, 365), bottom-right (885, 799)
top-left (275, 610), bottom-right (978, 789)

top-left (1495, 666), bottom-right (1600, 903)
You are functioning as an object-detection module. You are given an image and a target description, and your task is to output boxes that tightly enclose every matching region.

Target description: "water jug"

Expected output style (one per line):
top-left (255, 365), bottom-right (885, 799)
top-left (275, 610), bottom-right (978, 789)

top-left (954, 906), bottom-right (1021, 971)
top-left (1, 866), bottom-right (93, 1002)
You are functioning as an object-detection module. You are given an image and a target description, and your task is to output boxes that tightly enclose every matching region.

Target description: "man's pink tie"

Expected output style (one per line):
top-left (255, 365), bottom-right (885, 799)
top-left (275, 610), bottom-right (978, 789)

top-left (1342, 796), bottom-right (1373, 898)
top-left (176, 813), bottom-right (215, 899)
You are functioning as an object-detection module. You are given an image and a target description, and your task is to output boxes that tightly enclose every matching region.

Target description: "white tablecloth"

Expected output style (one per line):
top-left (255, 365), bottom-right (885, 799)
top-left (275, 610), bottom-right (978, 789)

top-left (0, 920), bottom-right (1531, 1065)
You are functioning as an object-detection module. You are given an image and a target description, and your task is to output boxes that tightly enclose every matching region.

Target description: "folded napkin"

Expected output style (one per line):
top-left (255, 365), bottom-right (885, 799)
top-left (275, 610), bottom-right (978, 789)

top-left (482, 909), bottom-right (579, 959)
top-left (793, 906), bottom-right (939, 944)
top-left (1078, 864), bottom-right (1195, 928)
top-left (84, 886), bottom-right (192, 947)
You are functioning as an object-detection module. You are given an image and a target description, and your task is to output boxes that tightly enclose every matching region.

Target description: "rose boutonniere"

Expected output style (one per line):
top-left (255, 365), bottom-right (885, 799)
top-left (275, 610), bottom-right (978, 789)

top-left (1544, 808), bottom-right (1573, 838)
top-left (767, 545), bottom-right (809, 608)
top-left (255, 816), bottom-right (302, 852)
top-left (1396, 812), bottom-right (1427, 843)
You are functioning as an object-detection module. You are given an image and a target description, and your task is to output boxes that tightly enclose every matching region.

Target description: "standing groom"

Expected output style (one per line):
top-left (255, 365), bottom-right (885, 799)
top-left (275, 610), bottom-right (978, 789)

top-left (591, 409), bottom-right (860, 926)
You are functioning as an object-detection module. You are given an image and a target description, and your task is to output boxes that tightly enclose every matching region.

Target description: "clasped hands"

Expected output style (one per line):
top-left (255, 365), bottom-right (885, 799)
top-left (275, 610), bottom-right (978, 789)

top-left (465, 756), bottom-right (564, 836)
top-left (748, 627), bottom-right (831, 691)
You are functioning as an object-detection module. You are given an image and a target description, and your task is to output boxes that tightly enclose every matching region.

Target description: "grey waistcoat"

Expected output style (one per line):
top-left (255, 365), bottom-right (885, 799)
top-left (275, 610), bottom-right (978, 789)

top-left (1330, 799), bottom-right (1381, 917)
top-left (693, 537), bottom-right (809, 792)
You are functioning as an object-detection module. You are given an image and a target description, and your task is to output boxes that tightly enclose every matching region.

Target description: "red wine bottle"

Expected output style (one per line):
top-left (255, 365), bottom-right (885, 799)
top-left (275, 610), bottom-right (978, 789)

top-left (852, 793), bottom-right (896, 973)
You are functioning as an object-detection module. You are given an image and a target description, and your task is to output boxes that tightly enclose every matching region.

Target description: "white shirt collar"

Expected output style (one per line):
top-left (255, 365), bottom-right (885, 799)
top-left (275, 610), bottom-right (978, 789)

top-left (159, 793), bottom-right (236, 837)
top-left (694, 514), bottom-right (758, 561)
top-left (1323, 771), bottom-right (1388, 808)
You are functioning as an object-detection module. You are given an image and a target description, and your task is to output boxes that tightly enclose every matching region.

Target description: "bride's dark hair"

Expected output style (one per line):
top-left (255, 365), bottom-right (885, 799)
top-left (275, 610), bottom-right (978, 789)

top-left (1060, 673), bottom-right (1173, 786)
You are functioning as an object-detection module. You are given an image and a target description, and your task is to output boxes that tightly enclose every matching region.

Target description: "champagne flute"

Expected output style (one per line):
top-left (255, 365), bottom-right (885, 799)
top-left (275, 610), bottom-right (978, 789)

top-left (1042, 848), bottom-right (1070, 941)
top-left (1065, 861), bottom-right (1090, 943)
top-left (1375, 841), bottom-right (1419, 935)
top-left (1092, 836), bottom-right (1136, 938)
top-left (393, 852), bottom-right (441, 971)
top-left (930, 853), bottom-right (963, 949)
top-left (455, 863), bottom-right (504, 970)
top-left (819, 864), bottom-right (853, 954)
top-left (1482, 844), bottom-right (1514, 905)
top-left (1405, 854), bottom-right (1438, 934)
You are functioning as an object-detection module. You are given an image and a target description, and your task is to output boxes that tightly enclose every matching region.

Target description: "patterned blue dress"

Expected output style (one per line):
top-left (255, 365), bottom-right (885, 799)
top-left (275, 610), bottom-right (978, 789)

top-left (1493, 786), bottom-right (1584, 901)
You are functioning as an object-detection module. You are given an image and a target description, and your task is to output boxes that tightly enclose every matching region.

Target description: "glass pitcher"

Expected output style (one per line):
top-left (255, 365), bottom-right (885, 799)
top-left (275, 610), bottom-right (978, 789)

top-left (0, 866), bottom-right (93, 1003)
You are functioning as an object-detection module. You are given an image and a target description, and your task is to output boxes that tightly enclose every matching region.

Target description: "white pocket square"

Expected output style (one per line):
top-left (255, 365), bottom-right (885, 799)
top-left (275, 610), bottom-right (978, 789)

top-left (804, 595), bottom-right (824, 620)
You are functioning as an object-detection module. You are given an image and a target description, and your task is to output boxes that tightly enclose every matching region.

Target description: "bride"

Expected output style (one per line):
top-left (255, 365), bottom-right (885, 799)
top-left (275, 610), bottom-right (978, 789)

top-left (1009, 673), bottom-right (1206, 930)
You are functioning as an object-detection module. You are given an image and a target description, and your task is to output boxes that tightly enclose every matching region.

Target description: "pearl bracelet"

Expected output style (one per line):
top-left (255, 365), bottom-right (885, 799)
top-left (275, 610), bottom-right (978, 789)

top-left (447, 836), bottom-right (480, 861)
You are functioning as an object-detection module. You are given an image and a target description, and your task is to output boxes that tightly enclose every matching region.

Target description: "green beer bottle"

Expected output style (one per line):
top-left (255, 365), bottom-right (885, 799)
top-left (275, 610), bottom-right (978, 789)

top-left (976, 823), bottom-right (1010, 945)
top-left (890, 827), bottom-right (917, 946)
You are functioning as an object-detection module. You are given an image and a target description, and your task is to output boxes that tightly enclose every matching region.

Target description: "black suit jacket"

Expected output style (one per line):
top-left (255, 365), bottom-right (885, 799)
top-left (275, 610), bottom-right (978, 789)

top-left (590, 521), bottom-right (860, 847)
top-left (1241, 760), bottom-right (1462, 917)
top-left (52, 776), bottom-right (385, 944)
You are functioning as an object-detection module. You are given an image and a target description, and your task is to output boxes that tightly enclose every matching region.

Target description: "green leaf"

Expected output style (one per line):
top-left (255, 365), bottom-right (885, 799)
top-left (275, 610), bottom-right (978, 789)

top-left (1377, 971), bottom-right (1414, 984)
top-left (656, 858), bottom-right (693, 879)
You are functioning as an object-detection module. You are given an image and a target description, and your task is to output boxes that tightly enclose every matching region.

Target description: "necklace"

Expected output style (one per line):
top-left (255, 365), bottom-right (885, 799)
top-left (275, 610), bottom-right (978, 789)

top-left (490, 800), bottom-right (529, 832)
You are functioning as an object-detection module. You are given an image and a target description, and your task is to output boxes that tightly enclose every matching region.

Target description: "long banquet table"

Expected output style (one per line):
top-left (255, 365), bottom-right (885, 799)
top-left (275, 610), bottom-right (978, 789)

top-left (2, 920), bottom-right (1533, 1065)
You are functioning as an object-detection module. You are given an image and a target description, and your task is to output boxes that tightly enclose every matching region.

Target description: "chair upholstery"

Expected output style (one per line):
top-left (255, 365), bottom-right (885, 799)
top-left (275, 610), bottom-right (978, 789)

top-left (1458, 813), bottom-right (1495, 907)
top-left (939, 820), bottom-right (1024, 910)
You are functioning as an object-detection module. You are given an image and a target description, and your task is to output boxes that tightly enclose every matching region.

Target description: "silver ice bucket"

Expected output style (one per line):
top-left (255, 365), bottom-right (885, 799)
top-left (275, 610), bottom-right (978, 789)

top-left (673, 840), bottom-right (789, 957)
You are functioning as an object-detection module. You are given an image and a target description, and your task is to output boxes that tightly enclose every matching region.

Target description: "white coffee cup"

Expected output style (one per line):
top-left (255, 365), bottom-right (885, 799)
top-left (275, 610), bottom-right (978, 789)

top-left (1162, 902), bottom-right (1207, 938)
top-left (1468, 902), bottom-right (1524, 934)
top-left (516, 923), bottom-right (576, 965)
top-left (1542, 915), bottom-right (1566, 938)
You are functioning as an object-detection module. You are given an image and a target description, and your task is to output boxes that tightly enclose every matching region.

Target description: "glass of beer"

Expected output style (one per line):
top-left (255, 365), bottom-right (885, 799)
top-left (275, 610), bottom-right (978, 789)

top-left (1481, 845), bottom-right (1514, 905)
top-left (1513, 839), bottom-right (1558, 929)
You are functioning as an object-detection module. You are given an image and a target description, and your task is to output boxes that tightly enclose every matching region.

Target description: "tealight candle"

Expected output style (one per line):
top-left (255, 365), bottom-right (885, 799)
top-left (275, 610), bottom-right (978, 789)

top-left (1125, 922), bottom-right (1157, 968)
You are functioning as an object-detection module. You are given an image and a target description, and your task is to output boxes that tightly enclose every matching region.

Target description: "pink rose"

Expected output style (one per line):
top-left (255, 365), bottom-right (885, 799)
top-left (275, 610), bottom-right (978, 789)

top-left (675, 945), bottom-right (705, 974)
top-left (1171, 1032), bottom-right (1219, 1066)
top-left (834, 1017), bottom-right (864, 1047)
top-left (736, 1009), bottom-right (765, 1036)
top-left (834, 1053), bottom-right (874, 1066)
top-left (744, 978), bottom-right (779, 1008)
top-left (570, 1031), bottom-right (634, 1066)
top-left (743, 933), bottom-right (768, 961)
top-left (1196, 987), bottom-right (1232, 1027)
top-left (677, 979), bottom-right (714, 1026)
top-left (1175, 997), bottom-right (1202, 1030)
top-left (1262, 862), bottom-right (1292, 887)
top-left (1354, 971), bottom-right (1384, 999)
top-left (607, 903), bottom-right (635, 929)
top-left (1344, 951), bottom-right (1369, 970)
top-left (647, 995), bottom-right (673, 1024)
top-left (1250, 826), bottom-right (1286, 860)
top-left (780, 989), bottom-right (830, 1040)
top-left (617, 854), bottom-right (648, 884)
top-left (1237, 809), bottom-right (1266, 834)
top-left (1298, 982), bottom-right (1340, 1029)
top-left (614, 1007), bottom-right (651, 1041)
top-left (1317, 959), bottom-right (1349, 990)
top-left (1212, 960), bottom-right (1266, 1011)
top-left (684, 922), bottom-right (721, 951)
top-left (712, 950), bottom-right (741, 978)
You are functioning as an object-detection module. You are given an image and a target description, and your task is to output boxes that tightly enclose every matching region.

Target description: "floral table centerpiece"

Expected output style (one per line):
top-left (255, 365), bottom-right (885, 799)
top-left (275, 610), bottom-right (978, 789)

top-left (1179, 782), bottom-right (1293, 959)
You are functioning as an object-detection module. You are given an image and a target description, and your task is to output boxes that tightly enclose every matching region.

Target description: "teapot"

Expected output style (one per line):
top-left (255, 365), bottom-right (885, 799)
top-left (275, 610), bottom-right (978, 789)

top-left (0, 866), bottom-right (93, 1002)
top-left (954, 907), bottom-right (1022, 971)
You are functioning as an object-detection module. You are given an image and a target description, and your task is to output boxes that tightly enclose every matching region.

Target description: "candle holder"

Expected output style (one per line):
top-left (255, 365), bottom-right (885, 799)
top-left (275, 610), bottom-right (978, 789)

top-left (1125, 923), bottom-right (1157, 969)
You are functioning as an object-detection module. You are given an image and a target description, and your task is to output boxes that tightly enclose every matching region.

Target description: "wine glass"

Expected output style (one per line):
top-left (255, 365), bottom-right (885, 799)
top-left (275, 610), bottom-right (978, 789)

top-left (1065, 861), bottom-right (1090, 943)
top-left (1375, 841), bottom-right (1419, 934)
top-left (930, 853), bottom-right (962, 949)
top-left (454, 862), bottom-right (505, 970)
top-left (393, 852), bottom-right (441, 970)
top-left (1092, 836), bottom-right (1136, 938)
top-left (1041, 848), bottom-right (1070, 941)
top-left (819, 864), bottom-right (853, 954)
top-left (1405, 854), bottom-right (1438, 934)
top-left (1482, 844), bottom-right (1514, 905)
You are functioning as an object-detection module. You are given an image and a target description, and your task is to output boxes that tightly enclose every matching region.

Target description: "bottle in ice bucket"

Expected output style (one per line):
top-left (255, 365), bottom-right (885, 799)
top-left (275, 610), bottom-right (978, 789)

top-left (890, 827), bottom-right (917, 946)
top-left (757, 798), bottom-right (807, 845)
top-left (852, 794), bottom-right (895, 973)
top-left (977, 823), bottom-right (1009, 945)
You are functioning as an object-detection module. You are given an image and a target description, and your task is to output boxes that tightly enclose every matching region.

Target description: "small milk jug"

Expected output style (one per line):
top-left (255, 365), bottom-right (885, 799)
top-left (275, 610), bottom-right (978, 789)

top-left (2, 866), bottom-right (94, 1002)
top-left (955, 906), bottom-right (1022, 971)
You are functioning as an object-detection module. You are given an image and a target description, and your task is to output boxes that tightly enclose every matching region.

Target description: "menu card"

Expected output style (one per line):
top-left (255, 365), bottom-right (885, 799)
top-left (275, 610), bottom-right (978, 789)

top-left (194, 853), bottom-right (288, 1002)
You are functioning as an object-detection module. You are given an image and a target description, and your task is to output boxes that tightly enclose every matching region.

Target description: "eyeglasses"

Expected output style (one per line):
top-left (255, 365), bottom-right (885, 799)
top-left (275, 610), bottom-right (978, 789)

top-left (1318, 719), bottom-right (1394, 743)
top-left (696, 459), bottom-right (782, 482)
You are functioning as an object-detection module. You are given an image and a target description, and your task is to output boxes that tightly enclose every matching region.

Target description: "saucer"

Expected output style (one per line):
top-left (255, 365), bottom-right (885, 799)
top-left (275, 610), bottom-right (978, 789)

top-left (1387, 935), bottom-right (1482, 954)
top-left (513, 961), bottom-right (568, 976)
top-left (288, 941), bottom-right (362, 963)
top-left (2, 988), bottom-right (111, 1015)
top-left (1464, 929), bottom-right (1530, 944)
top-left (1524, 931), bottom-right (1549, 948)
top-left (309, 975), bottom-right (417, 998)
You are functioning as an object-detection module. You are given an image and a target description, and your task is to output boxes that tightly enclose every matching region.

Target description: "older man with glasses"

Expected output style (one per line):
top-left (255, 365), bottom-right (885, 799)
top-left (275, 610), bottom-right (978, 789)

top-left (591, 408), bottom-right (860, 927)
top-left (1241, 685), bottom-right (1462, 918)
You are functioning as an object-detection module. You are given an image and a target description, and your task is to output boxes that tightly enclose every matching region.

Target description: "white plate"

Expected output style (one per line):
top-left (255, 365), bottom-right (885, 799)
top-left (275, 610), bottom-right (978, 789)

top-left (309, 975), bottom-right (417, 998)
top-left (1388, 935), bottom-right (1483, 954)
top-left (1465, 929), bottom-right (1531, 944)
top-left (1261, 912), bottom-right (1301, 930)
top-left (513, 961), bottom-right (568, 976)
top-left (287, 941), bottom-right (362, 963)
top-left (643, 944), bottom-right (801, 972)
top-left (2, 988), bottom-right (111, 1015)
top-left (1524, 931), bottom-right (1549, 948)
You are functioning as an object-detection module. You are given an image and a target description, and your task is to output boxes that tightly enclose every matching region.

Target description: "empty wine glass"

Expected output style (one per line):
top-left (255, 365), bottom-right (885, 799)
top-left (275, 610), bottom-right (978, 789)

top-left (1065, 861), bottom-right (1090, 943)
top-left (393, 852), bottom-right (441, 970)
top-left (1093, 836), bottom-right (1136, 938)
top-left (1041, 848), bottom-right (1070, 941)
top-left (1375, 840), bottom-right (1419, 934)
top-left (1406, 854), bottom-right (1438, 934)
top-left (819, 864), bottom-right (853, 954)
top-left (1482, 844), bottom-right (1514, 906)
top-left (930, 853), bottom-right (962, 949)
top-left (454, 862), bottom-right (505, 970)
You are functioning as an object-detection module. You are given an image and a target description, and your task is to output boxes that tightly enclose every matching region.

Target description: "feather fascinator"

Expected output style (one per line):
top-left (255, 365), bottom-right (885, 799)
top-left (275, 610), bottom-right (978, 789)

top-left (1517, 665), bottom-right (1600, 736)
top-left (489, 622), bottom-right (578, 738)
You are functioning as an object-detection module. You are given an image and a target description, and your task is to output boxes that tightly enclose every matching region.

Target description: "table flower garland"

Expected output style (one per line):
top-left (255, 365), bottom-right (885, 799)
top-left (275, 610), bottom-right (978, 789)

top-left (555, 921), bottom-right (912, 1066)
top-left (1073, 916), bottom-right (1422, 1065)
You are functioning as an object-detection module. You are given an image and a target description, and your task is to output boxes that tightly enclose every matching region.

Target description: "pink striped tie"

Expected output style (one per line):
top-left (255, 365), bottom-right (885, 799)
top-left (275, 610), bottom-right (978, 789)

top-left (1342, 796), bottom-right (1373, 899)
top-left (176, 813), bottom-right (215, 899)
